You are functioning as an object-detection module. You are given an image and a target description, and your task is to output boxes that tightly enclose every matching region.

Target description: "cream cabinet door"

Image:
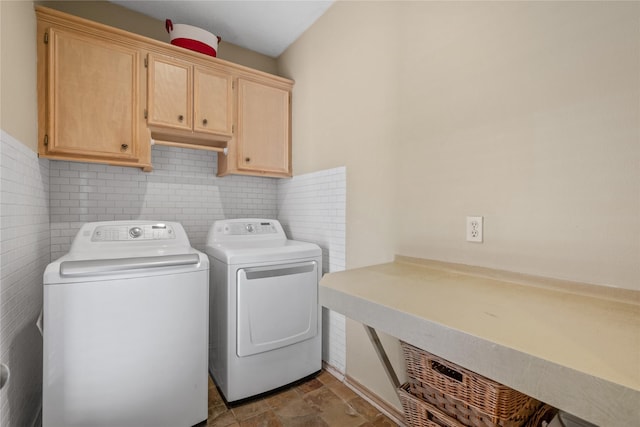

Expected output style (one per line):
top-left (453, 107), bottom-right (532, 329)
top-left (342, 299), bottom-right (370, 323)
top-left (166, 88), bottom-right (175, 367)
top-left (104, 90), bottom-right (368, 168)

top-left (194, 68), bottom-right (233, 137)
top-left (45, 27), bottom-right (140, 161)
top-left (147, 54), bottom-right (192, 131)
top-left (236, 78), bottom-right (291, 175)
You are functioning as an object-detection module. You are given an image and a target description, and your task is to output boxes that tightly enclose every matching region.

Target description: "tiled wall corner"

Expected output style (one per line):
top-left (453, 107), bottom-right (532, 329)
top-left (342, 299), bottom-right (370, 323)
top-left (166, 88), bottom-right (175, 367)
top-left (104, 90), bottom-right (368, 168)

top-left (0, 130), bottom-right (50, 427)
top-left (49, 145), bottom-right (278, 260)
top-left (277, 166), bottom-right (347, 374)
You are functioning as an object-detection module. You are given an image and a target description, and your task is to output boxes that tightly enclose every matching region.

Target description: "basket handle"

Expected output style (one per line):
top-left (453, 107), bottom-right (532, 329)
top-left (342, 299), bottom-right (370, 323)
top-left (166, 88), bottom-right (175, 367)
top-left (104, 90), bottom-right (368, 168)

top-left (425, 405), bottom-right (453, 425)
top-left (431, 360), bottom-right (464, 383)
top-left (165, 19), bottom-right (173, 33)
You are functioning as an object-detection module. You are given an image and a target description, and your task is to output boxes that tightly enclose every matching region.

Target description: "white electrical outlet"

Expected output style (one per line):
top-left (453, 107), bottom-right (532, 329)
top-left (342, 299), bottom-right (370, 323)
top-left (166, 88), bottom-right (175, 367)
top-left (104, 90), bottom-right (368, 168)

top-left (466, 216), bottom-right (483, 243)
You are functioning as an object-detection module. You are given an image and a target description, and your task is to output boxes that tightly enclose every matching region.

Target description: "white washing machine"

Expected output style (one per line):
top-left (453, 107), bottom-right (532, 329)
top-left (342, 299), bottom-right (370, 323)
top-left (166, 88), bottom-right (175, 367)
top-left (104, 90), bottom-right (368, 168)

top-left (42, 221), bottom-right (209, 427)
top-left (206, 219), bottom-right (322, 402)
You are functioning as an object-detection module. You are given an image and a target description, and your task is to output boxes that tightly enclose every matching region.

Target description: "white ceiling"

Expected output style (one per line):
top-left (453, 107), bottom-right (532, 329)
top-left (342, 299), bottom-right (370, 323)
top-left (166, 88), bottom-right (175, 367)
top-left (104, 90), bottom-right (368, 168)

top-left (110, 0), bottom-right (334, 58)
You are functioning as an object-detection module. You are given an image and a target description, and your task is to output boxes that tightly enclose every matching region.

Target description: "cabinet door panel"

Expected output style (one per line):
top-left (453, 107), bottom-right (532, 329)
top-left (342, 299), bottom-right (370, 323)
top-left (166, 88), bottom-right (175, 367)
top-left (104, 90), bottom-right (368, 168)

top-left (148, 55), bottom-right (192, 131)
top-left (237, 79), bottom-right (290, 175)
top-left (194, 68), bottom-right (232, 136)
top-left (48, 28), bottom-right (139, 160)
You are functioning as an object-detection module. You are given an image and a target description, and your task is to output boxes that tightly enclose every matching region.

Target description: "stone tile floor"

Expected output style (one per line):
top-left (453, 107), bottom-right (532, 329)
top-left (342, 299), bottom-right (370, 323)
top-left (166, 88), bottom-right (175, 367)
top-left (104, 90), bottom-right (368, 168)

top-left (206, 370), bottom-right (400, 427)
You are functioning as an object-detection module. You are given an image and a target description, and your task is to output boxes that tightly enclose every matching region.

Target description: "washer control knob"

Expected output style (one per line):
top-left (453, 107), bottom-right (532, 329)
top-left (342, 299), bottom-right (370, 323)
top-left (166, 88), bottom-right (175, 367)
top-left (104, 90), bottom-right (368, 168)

top-left (129, 227), bottom-right (143, 239)
top-left (246, 224), bottom-right (254, 233)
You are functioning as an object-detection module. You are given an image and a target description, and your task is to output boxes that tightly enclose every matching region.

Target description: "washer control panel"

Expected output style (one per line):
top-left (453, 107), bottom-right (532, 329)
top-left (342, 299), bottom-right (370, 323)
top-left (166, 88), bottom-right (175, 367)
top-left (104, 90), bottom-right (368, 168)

top-left (91, 223), bottom-right (176, 241)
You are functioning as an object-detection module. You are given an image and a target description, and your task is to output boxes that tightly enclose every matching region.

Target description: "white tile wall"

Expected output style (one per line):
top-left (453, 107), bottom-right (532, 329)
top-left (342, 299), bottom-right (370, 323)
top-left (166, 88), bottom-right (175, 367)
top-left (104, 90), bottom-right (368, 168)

top-left (49, 145), bottom-right (278, 259)
top-left (0, 130), bottom-right (50, 427)
top-left (277, 166), bottom-right (347, 373)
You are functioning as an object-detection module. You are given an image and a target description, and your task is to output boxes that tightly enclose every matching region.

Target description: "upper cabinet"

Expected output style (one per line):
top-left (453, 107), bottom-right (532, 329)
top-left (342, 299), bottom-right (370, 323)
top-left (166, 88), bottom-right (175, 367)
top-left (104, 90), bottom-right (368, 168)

top-left (217, 76), bottom-right (293, 178)
top-left (36, 6), bottom-right (293, 177)
top-left (37, 20), bottom-right (151, 170)
top-left (194, 67), bottom-right (234, 136)
top-left (235, 78), bottom-right (291, 176)
top-left (147, 54), bottom-right (233, 143)
top-left (147, 54), bottom-right (192, 132)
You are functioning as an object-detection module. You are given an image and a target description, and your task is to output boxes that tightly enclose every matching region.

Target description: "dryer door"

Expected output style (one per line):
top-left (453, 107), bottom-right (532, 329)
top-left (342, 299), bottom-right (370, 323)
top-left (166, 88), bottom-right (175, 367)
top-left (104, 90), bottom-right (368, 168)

top-left (236, 260), bottom-right (318, 357)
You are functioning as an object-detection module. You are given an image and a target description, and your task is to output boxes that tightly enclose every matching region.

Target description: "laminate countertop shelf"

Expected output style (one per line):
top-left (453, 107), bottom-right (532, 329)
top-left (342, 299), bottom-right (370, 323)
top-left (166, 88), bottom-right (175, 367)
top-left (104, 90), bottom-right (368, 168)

top-left (319, 256), bottom-right (640, 427)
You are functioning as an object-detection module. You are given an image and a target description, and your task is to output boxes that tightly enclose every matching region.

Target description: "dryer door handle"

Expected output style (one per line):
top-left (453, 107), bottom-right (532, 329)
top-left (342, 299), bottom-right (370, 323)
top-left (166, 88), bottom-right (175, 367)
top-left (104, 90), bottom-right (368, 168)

top-left (59, 254), bottom-right (201, 277)
top-left (243, 262), bottom-right (316, 280)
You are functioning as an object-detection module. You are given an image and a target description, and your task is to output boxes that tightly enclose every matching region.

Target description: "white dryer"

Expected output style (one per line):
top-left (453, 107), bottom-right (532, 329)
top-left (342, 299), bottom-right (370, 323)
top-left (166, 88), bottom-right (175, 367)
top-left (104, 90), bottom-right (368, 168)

top-left (206, 219), bottom-right (322, 402)
top-left (43, 221), bottom-right (209, 427)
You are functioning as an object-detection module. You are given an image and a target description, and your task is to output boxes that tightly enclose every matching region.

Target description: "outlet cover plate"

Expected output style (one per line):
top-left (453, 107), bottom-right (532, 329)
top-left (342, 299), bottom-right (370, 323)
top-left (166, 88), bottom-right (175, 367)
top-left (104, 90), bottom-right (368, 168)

top-left (466, 216), bottom-right (483, 243)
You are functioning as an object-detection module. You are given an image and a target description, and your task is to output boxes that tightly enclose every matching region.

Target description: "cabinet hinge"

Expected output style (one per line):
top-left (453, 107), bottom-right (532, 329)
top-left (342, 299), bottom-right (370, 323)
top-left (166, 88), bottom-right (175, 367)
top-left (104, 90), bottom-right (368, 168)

top-left (232, 81), bottom-right (235, 90)
top-left (232, 124), bottom-right (235, 134)
top-left (44, 33), bottom-right (49, 44)
top-left (144, 109), bottom-right (148, 119)
top-left (44, 135), bottom-right (49, 146)
top-left (144, 56), bottom-right (148, 68)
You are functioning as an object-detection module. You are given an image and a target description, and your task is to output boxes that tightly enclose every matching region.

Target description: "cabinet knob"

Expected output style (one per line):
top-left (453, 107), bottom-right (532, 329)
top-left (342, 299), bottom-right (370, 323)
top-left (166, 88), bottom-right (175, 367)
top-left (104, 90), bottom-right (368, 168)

top-left (202, 118), bottom-right (208, 126)
top-left (121, 144), bottom-right (128, 150)
top-left (245, 157), bottom-right (251, 163)
top-left (178, 115), bottom-right (184, 122)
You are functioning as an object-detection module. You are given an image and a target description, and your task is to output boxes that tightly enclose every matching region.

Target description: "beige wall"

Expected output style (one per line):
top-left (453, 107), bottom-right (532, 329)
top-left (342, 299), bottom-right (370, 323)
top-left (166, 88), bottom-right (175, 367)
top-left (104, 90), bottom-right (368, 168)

top-left (396, 1), bottom-right (639, 291)
top-left (0, 1), bottom-right (38, 150)
top-left (218, 43), bottom-right (279, 76)
top-left (279, 1), bottom-right (403, 406)
top-left (38, 0), bottom-right (169, 41)
top-left (279, 0), bottom-right (640, 411)
top-left (38, 1), bottom-right (279, 75)
top-left (279, 1), bottom-right (400, 271)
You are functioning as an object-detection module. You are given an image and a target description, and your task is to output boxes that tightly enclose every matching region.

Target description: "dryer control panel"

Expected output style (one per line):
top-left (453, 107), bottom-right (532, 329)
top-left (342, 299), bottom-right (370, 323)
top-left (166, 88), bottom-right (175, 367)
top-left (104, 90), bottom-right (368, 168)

top-left (209, 219), bottom-right (285, 243)
top-left (223, 221), bottom-right (278, 236)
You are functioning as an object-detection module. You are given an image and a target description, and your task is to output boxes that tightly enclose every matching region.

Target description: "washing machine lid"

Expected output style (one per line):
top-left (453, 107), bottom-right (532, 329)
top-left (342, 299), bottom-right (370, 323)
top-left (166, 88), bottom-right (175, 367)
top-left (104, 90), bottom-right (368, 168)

top-left (44, 221), bottom-right (208, 285)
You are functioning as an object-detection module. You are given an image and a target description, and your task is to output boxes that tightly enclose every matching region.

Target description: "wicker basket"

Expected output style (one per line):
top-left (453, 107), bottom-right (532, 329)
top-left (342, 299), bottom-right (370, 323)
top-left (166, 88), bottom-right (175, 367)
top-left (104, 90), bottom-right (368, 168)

top-left (401, 342), bottom-right (541, 427)
top-left (522, 405), bottom-right (558, 427)
top-left (399, 383), bottom-right (466, 427)
top-left (400, 383), bottom-right (554, 427)
top-left (409, 380), bottom-right (541, 427)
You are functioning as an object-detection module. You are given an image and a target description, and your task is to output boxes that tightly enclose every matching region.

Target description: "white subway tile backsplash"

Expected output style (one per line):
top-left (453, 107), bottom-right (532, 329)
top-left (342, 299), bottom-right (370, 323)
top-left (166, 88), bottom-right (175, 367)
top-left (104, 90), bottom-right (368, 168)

top-left (0, 130), bottom-right (50, 427)
top-left (276, 166), bottom-right (347, 373)
top-left (49, 145), bottom-right (279, 259)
